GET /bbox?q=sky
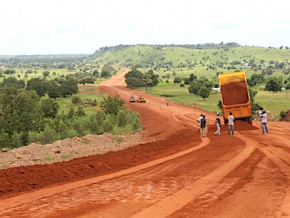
[1,0,290,55]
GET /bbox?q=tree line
[0,69,141,149]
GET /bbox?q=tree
[189,73,197,82]
[0,111,22,136]
[0,87,19,114]
[147,69,159,86]
[13,90,41,132]
[285,82,290,90]
[93,70,99,77]
[47,80,61,99]
[174,77,182,83]
[125,66,159,88]
[101,64,115,78]
[43,71,50,77]
[59,78,78,97]
[248,59,255,66]
[1,77,25,89]
[142,73,152,93]
[26,78,48,97]
[262,68,273,75]
[125,66,143,88]
[265,77,283,92]
[4,69,15,75]
[250,73,265,85]
[198,86,210,100]
[100,94,125,115]
[188,81,202,95]
[41,99,59,118]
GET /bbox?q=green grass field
[146,82,289,120]
[255,90,290,119]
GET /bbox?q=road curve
[0,69,289,218]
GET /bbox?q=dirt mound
[221,81,249,105]
[0,133,146,170]
[0,128,200,199]
[280,110,290,121]
[207,120,257,133]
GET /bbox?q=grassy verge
[146,83,221,113]
[255,90,290,119]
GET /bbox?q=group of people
[197,110,268,137]
[197,112,235,137]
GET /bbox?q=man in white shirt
[197,114,203,135]
[228,112,235,135]
[260,111,269,134]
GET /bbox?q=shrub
[11,132,22,148]
[73,120,86,135]
[76,107,86,117]
[72,96,82,104]
[42,125,59,144]
[280,111,287,119]
[217,100,222,109]
[265,77,283,92]
[21,132,29,146]
[0,131,10,149]
[132,118,141,131]
[101,94,125,115]
[59,121,70,139]
[198,86,210,100]
[117,110,127,127]
[174,77,182,83]
[103,119,114,132]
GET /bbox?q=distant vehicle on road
[137,95,146,103]
[129,94,136,102]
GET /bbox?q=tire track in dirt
[45,135,246,218]
[236,132,290,216]
[0,137,210,216]
[129,142,255,218]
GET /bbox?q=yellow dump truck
[137,95,146,103]
[219,71,252,124]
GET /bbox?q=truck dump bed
[219,71,252,124]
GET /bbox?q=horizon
[0,43,288,56]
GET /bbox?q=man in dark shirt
[200,115,207,137]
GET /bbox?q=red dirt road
[1,69,290,218]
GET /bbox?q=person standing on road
[197,114,203,123]
[260,110,269,134]
[197,114,203,135]
[200,115,207,137]
[228,112,235,135]
[214,113,221,135]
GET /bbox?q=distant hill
[86,43,290,73]
[0,54,89,63]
